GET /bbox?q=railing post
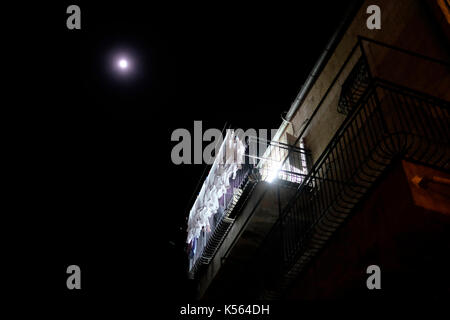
[357,36,373,81]
[277,183,286,269]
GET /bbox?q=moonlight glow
[118,58,128,69]
[108,49,141,81]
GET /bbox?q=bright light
[118,59,128,69]
[266,161,282,183]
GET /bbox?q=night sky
[7,0,354,306]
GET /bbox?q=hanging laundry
[186,130,246,244]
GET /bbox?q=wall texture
[278,0,450,164]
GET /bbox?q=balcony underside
[196,180,299,299]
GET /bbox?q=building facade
[185,0,450,300]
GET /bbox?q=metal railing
[283,80,449,267]
[252,137,310,185]
[188,163,253,272]
[337,56,370,114]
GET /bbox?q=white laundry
[186,130,246,244]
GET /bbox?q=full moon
[118,58,128,69]
[108,49,140,80]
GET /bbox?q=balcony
[186,132,311,276]
[242,37,450,299]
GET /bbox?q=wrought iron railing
[337,56,370,114]
[188,163,254,272]
[253,137,310,185]
[283,80,449,266]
